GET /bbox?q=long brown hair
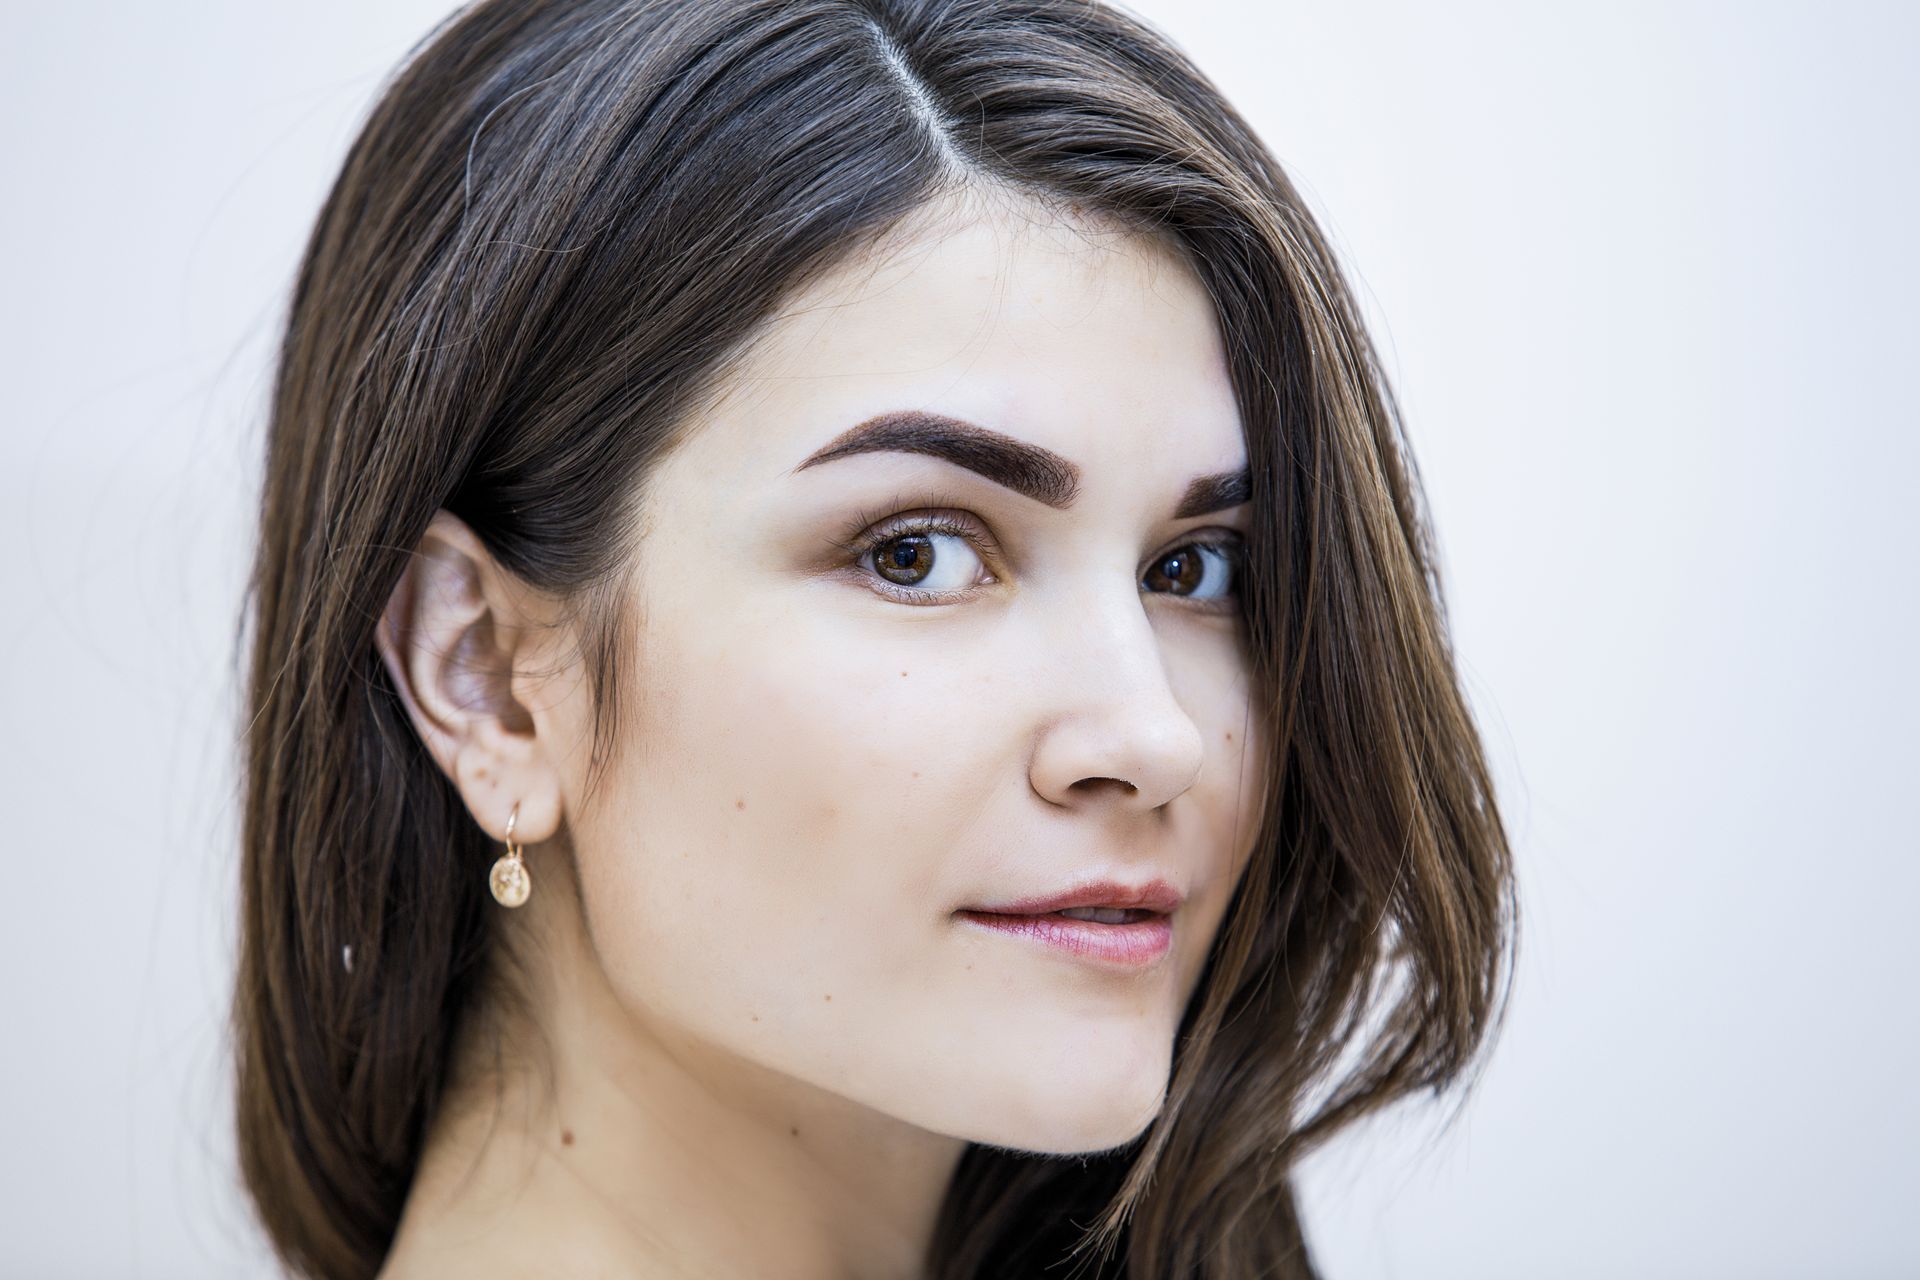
[232,1,1518,1276]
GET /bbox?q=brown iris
[1144,545,1208,596]
[874,533,935,586]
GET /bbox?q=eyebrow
[789,409,1251,518]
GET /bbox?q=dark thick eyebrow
[789,409,1250,518]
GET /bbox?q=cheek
[1167,647,1272,977]
[568,584,985,1052]
[1202,692,1270,885]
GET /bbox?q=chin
[979,1068,1171,1157]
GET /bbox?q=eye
[1142,536,1245,612]
[850,512,996,605]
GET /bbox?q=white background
[4,2,1915,1276]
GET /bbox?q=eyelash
[831,491,1247,613]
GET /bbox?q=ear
[373,509,569,847]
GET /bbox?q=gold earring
[489,802,531,908]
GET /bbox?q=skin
[374,187,1270,1280]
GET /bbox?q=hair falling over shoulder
[231,1,1518,1276]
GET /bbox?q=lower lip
[954,910,1173,968]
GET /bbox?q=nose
[1026,585,1208,812]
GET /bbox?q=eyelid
[832,488,1241,560]
[826,487,979,558]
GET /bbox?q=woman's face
[551,193,1268,1154]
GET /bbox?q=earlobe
[373,509,566,846]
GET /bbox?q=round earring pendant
[489,854,531,907]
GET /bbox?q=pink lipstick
[956,877,1181,968]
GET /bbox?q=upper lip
[962,877,1185,916]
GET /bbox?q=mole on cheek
[560,1129,575,1146]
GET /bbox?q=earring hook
[490,801,531,908]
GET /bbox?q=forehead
[669,192,1246,508]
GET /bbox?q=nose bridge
[1022,571,1207,808]
[1049,572,1166,695]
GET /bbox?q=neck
[379,849,968,1280]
